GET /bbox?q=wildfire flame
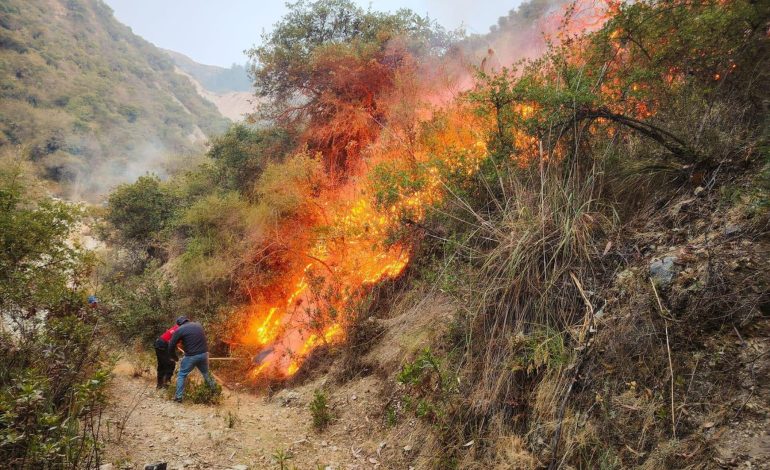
[236,0,619,381]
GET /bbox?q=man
[167,316,218,403]
[154,320,181,389]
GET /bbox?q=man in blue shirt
[167,316,218,402]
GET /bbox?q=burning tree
[249,0,456,179]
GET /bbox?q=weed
[309,390,332,431]
[165,375,223,404]
[384,406,398,427]
[272,448,293,470]
[225,410,240,428]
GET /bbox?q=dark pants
[154,340,175,388]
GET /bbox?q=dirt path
[102,361,389,470]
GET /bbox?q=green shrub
[0,157,110,468]
[103,267,178,346]
[163,375,222,405]
[309,390,332,431]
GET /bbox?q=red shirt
[160,325,179,342]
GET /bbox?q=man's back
[169,322,208,358]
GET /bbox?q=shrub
[309,390,332,431]
[0,156,109,468]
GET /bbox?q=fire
[235,0,622,381]
[238,105,489,380]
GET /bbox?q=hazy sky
[104,0,521,67]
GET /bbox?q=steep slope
[162,49,255,122]
[172,65,256,122]
[163,49,251,93]
[0,0,231,199]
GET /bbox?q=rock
[694,186,705,196]
[650,256,679,287]
[99,465,115,470]
[403,445,412,452]
[144,463,167,470]
[724,224,741,236]
[230,465,248,470]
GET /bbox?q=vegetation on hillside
[4,0,767,467]
[0,0,229,199]
[0,157,109,467]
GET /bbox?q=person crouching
[167,316,218,403]
[154,320,181,389]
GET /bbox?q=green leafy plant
[272,448,293,470]
[309,390,333,431]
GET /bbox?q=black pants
[154,341,176,388]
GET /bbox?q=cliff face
[0,0,230,199]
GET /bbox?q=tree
[0,158,87,323]
[248,0,455,177]
[106,175,176,250]
[0,157,107,468]
[207,124,294,193]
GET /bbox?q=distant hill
[164,50,256,122]
[0,0,231,199]
[162,49,252,93]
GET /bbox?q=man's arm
[168,328,181,361]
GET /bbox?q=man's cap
[176,316,189,325]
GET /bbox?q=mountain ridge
[0,0,230,200]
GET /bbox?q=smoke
[64,135,199,203]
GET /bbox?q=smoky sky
[104,0,523,67]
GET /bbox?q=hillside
[162,49,256,122]
[1,0,768,469]
[163,49,251,93]
[0,0,231,199]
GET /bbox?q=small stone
[724,224,741,236]
[99,465,115,470]
[650,256,679,287]
[368,458,379,464]
[403,445,412,452]
[694,186,704,196]
[351,395,357,400]
[703,421,715,429]
[230,465,248,470]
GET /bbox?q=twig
[649,277,678,437]
[675,355,699,431]
[649,278,680,322]
[732,325,746,347]
[547,274,597,470]
[731,389,755,421]
[665,321,676,439]
[117,382,148,444]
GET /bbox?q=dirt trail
[102,361,385,470]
